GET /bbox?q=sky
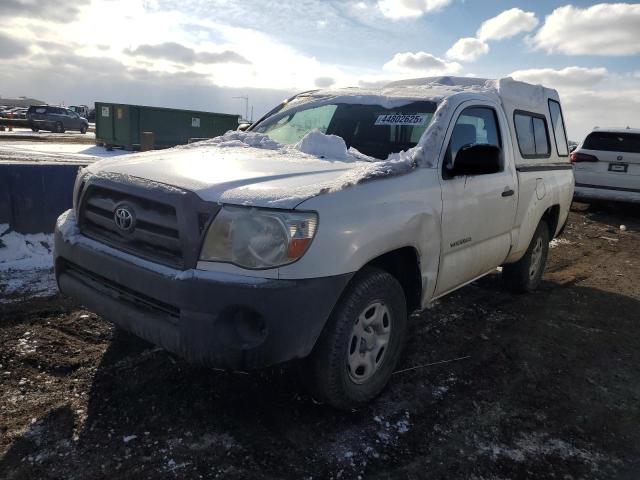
[0,0,639,140]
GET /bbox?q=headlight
[200,206,318,269]
[72,168,87,214]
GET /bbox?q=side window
[447,106,502,168]
[514,112,550,158]
[548,100,569,156]
[533,118,549,155]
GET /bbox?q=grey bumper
[54,215,352,370]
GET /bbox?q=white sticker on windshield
[375,114,428,126]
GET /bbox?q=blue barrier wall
[0,163,86,234]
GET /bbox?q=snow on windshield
[252,100,436,160]
[174,79,502,203]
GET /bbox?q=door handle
[501,188,515,197]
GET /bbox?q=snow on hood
[87,79,502,208]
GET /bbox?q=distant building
[0,96,46,107]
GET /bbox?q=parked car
[26,105,89,133]
[1,107,27,119]
[69,105,91,119]
[572,127,640,203]
[54,76,574,409]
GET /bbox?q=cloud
[531,3,640,56]
[507,66,639,141]
[0,31,28,59]
[0,0,90,23]
[0,55,294,120]
[196,51,251,65]
[444,8,536,65]
[314,76,335,88]
[477,8,539,42]
[509,66,609,90]
[446,37,489,62]
[358,78,393,89]
[377,0,453,19]
[562,89,640,141]
[126,42,250,65]
[383,51,461,75]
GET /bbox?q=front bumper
[54,211,352,370]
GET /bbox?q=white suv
[54,76,574,409]
[572,127,640,204]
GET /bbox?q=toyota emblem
[617,155,624,161]
[114,206,135,232]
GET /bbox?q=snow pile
[0,224,57,302]
[188,129,373,163]
[294,130,351,160]
[201,130,281,150]
[550,238,572,248]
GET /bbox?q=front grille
[80,185,185,268]
[77,174,220,270]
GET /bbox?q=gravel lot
[1,201,639,479]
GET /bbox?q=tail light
[570,152,599,163]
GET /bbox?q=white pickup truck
[54,76,574,409]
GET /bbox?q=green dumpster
[95,102,240,150]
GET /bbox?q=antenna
[232,95,249,122]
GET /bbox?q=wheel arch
[361,246,422,314]
[541,204,560,238]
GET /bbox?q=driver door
[434,104,517,297]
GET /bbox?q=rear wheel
[303,267,408,409]
[503,220,550,293]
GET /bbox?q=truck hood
[86,145,361,209]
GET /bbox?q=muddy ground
[1,201,639,479]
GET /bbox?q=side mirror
[237,123,251,132]
[450,144,502,176]
[569,145,577,153]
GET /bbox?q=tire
[31,127,39,132]
[80,125,87,134]
[502,220,550,293]
[303,267,408,410]
[55,122,65,133]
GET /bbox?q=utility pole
[233,95,249,122]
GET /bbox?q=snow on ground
[550,238,572,248]
[0,141,130,164]
[0,128,95,140]
[0,224,57,303]
[477,432,614,470]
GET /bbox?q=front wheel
[303,267,408,410]
[502,220,550,293]
[80,125,87,134]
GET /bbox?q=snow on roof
[292,77,499,110]
[591,126,640,134]
[292,76,559,114]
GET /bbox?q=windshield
[253,101,437,160]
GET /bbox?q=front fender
[280,169,443,305]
